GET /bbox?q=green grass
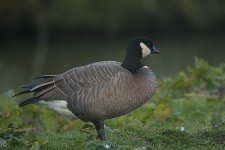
[1,58,225,149]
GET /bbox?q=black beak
[152,47,160,54]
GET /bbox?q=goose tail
[14,75,66,107]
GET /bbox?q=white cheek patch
[140,42,151,57]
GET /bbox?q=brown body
[30,61,156,121]
[64,61,157,121]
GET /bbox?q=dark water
[0,35,225,93]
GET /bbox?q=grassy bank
[0,58,225,149]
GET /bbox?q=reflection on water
[0,36,225,93]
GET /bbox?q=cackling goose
[15,37,159,140]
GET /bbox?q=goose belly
[104,92,150,119]
[91,84,153,120]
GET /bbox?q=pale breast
[102,67,157,119]
[135,67,157,100]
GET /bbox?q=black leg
[92,120,105,140]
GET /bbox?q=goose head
[121,37,159,73]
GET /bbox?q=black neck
[121,54,143,73]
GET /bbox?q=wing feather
[54,61,123,95]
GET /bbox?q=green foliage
[0,58,225,149]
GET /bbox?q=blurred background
[0,0,225,93]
